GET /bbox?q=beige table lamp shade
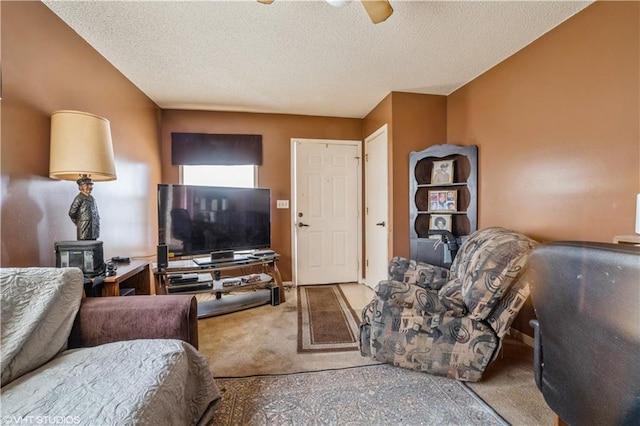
[49,110,116,181]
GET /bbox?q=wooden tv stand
[153,254,284,318]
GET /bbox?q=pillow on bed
[1,267,84,385]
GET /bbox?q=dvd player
[252,249,275,257]
[168,273,212,285]
[168,273,200,284]
[167,282,213,293]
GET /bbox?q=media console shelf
[153,254,285,319]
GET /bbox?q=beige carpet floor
[466,337,553,426]
[197,284,379,377]
[197,283,554,425]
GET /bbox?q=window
[181,165,257,188]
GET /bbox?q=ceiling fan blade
[360,0,393,24]
[257,0,275,4]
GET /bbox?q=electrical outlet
[276,200,289,209]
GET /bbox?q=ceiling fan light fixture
[325,0,353,7]
[361,0,393,24]
[257,0,393,25]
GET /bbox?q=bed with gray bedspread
[1,267,220,425]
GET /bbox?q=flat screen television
[157,184,271,257]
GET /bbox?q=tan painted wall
[448,1,639,243]
[447,1,639,334]
[1,2,162,267]
[160,109,362,281]
[362,94,393,141]
[390,92,447,259]
[361,93,448,262]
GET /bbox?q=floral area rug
[208,364,508,425]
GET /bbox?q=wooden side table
[102,260,154,296]
[613,235,640,246]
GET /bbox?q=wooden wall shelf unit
[409,143,478,267]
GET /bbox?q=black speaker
[157,244,168,268]
[269,284,280,306]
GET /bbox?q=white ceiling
[43,0,593,119]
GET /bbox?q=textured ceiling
[43,0,593,118]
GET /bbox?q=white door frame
[290,138,363,286]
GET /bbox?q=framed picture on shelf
[428,190,457,212]
[429,214,452,232]
[431,159,454,184]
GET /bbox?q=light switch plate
[276,200,289,209]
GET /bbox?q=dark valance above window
[171,133,263,166]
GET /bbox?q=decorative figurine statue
[68,177,100,240]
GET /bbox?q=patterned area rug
[297,285,361,353]
[208,364,508,425]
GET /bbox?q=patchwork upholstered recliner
[359,227,537,382]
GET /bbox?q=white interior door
[365,125,389,289]
[293,140,360,285]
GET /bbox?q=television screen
[157,184,271,257]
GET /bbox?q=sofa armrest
[68,295,199,350]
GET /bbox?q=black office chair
[527,241,640,426]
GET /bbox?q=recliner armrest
[375,279,466,317]
[388,257,450,290]
[375,280,423,308]
[68,295,199,349]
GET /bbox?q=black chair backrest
[528,241,640,426]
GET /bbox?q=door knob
[376,221,386,227]
[298,222,310,227]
